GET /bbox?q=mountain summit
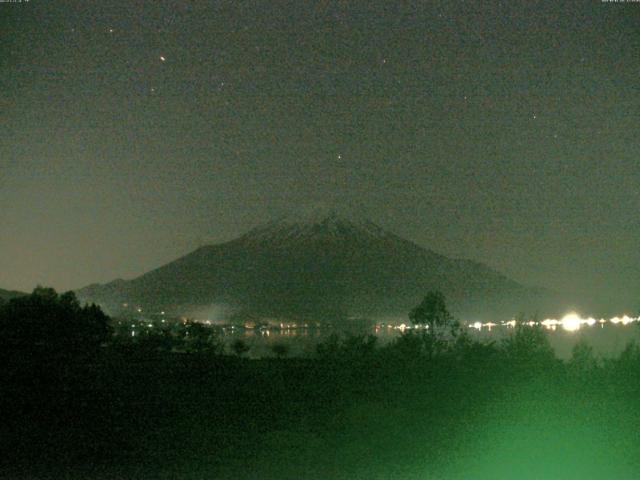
[78,213,556,322]
[239,209,390,245]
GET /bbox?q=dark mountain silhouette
[77,211,558,322]
[0,288,25,303]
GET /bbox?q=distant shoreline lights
[466,313,639,332]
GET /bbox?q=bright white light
[561,313,582,332]
[460,313,639,334]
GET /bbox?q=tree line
[0,286,607,372]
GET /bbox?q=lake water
[219,316,640,360]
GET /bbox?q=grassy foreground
[3,328,640,479]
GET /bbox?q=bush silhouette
[231,338,251,357]
[271,342,289,359]
[501,318,556,371]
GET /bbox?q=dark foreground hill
[3,331,640,480]
[78,211,558,321]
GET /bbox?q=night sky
[1,0,638,313]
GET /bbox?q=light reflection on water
[220,315,640,360]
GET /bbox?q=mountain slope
[77,212,556,321]
[0,288,26,303]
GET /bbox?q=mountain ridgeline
[0,288,25,303]
[77,212,557,322]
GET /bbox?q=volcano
[77,210,556,322]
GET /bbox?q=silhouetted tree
[409,291,453,329]
[613,341,640,370]
[0,286,111,353]
[184,321,223,354]
[408,290,458,357]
